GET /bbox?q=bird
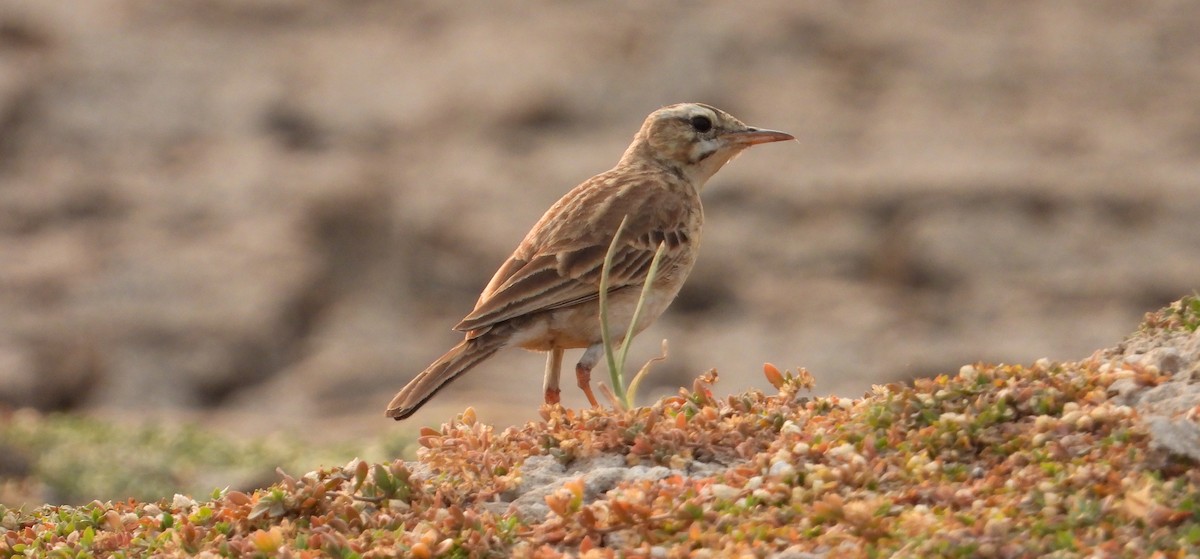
[386,102,793,420]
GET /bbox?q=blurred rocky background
[0,1,1197,435]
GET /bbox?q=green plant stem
[626,340,668,410]
[599,216,630,406]
[598,215,668,410]
[620,241,667,408]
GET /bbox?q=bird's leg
[575,344,603,408]
[543,348,564,405]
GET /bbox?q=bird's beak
[721,127,795,146]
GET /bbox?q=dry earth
[0,1,1198,434]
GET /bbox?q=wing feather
[454,168,700,333]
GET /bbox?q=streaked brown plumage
[386,103,792,420]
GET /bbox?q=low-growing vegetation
[0,299,1197,557]
[0,412,413,508]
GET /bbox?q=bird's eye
[690,115,713,133]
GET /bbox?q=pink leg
[575,344,603,408]
[543,348,564,405]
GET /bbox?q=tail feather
[386,333,507,420]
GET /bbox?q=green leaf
[599,216,631,405]
[373,464,396,498]
[626,339,668,410]
[619,241,667,409]
[597,215,668,410]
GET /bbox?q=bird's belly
[511,280,684,352]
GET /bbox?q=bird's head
[621,102,794,188]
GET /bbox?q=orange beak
[721,127,795,146]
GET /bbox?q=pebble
[710,484,739,501]
[769,461,796,479]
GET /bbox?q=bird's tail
[385,332,507,420]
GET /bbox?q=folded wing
[455,178,698,335]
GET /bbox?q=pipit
[386,103,792,420]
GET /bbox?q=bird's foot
[576,363,600,408]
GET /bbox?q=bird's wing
[454,172,698,334]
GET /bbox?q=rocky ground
[2,298,1197,557]
[0,1,1198,435]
